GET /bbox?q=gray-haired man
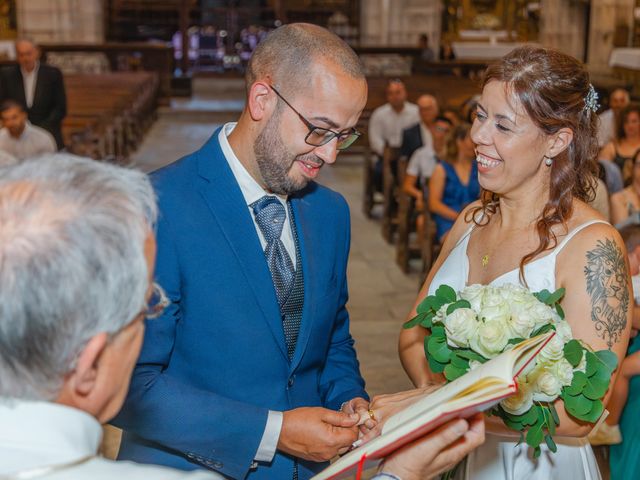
[0,155,219,479]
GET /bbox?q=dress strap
[553,219,610,256]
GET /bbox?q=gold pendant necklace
[481,254,489,268]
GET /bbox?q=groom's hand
[278,407,359,462]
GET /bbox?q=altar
[452,41,531,60]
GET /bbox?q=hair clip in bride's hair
[584,84,599,113]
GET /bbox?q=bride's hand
[357,382,443,444]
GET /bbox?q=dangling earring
[544,156,553,167]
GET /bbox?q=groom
[114,23,371,479]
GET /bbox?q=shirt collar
[20,61,39,78]
[218,122,287,207]
[0,399,101,457]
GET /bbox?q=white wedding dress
[428,219,606,480]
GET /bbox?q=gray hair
[246,23,365,97]
[0,154,157,400]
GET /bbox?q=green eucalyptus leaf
[531,323,555,337]
[425,337,446,373]
[417,295,442,314]
[456,349,488,363]
[534,290,551,304]
[435,284,457,304]
[446,299,472,315]
[508,337,526,345]
[595,350,619,373]
[431,325,445,337]
[526,420,545,449]
[563,371,588,396]
[450,352,470,370]
[555,303,565,320]
[545,434,558,453]
[546,288,566,305]
[549,403,560,425]
[581,399,605,423]
[444,363,467,381]
[563,340,583,367]
[582,376,609,401]
[564,393,594,418]
[585,351,600,377]
[403,313,424,329]
[533,446,542,459]
[428,334,452,364]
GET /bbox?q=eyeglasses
[269,85,361,151]
[143,282,170,320]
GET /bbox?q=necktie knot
[251,195,286,241]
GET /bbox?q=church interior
[3,1,640,479]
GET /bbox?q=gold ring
[367,409,376,421]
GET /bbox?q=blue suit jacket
[114,129,367,479]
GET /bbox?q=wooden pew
[62,72,159,162]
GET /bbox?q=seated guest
[0,149,17,166]
[600,157,624,195]
[611,149,640,227]
[428,123,480,242]
[0,39,67,150]
[369,79,419,190]
[431,116,453,160]
[0,99,56,160]
[400,94,439,161]
[441,107,461,127]
[598,87,630,147]
[600,104,640,184]
[402,144,437,239]
[0,154,217,479]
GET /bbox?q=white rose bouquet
[404,284,618,458]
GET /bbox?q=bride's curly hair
[467,45,599,279]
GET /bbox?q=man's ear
[71,332,108,397]
[547,128,573,159]
[247,81,274,122]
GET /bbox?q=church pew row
[62,72,159,163]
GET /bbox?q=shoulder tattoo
[584,238,629,348]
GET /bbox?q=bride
[389,46,632,479]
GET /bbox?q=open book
[312,331,555,480]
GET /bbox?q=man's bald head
[417,94,439,126]
[15,38,40,72]
[246,23,365,98]
[610,88,630,112]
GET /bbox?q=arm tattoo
[584,238,629,348]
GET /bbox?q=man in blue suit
[114,23,372,479]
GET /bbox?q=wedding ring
[367,409,376,421]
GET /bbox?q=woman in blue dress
[428,123,480,242]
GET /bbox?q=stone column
[17,0,104,44]
[588,0,635,73]
[539,0,588,61]
[360,0,443,47]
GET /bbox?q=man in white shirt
[598,88,630,147]
[0,155,218,479]
[0,99,56,159]
[369,79,420,190]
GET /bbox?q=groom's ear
[247,81,274,122]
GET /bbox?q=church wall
[17,0,103,43]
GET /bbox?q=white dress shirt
[21,62,39,108]
[0,149,18,167]
[0,400,219,479]
[368,102,420,156]
[406,144,438,185]
[0,121,56,160]
[218,122,286,462]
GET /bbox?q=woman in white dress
[391,46,632,479]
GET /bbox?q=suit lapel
[289,195,315,371]
[14,68,26,106]
[196,130,289,361]
[32,67,44,108]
